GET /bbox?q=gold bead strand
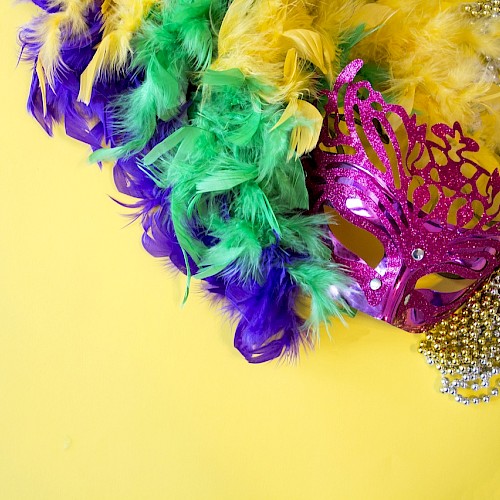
[463,1,500,18]
[463,2,500,85]
[419,268,500,405]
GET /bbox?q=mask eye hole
[415,273,476,293]
[324,205,385,269]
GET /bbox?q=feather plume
[19,1,107,137]
[352,0,500,169]
[33,0,94,89]
[78,0,157,104]
[132,0,385,358]
[91,0,228,161]
[18,0,376,362]
[20,1,194,276]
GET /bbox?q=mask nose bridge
[380,262,415,324]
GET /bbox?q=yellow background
[2,4,500,499]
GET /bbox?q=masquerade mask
[306,60,500,332]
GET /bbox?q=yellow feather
[213,0,342,103]
[288,99,323,158]
[78,0,157,104]
[351,0,500,169]
[271,97,299,131]
[348,3,394,30]
[281,29,329,76]
[37,0,94,88]
[37,13,64,89]
[271,96,322,157]
[353,1,499,118]
[101,0,116,17]
[78,38,110,105]
[283,48,298,83]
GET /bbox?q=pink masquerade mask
[306,60,500,332]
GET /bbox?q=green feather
[195,245,244,279]
[203,68,246,88]
[227,111,261,146]
[143,127,192,166]
[196,164,257,193]
[287,261,354,338]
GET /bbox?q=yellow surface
[2,5,500,500]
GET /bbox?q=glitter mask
[305,60,500,331]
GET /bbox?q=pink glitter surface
[306,60,500,331]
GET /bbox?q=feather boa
[18,0,500,363]
[138,0,362,359]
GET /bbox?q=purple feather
[204,248,310,363]
[19,2,103,136]
[112,158,193,273]
[31,0,61,12]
